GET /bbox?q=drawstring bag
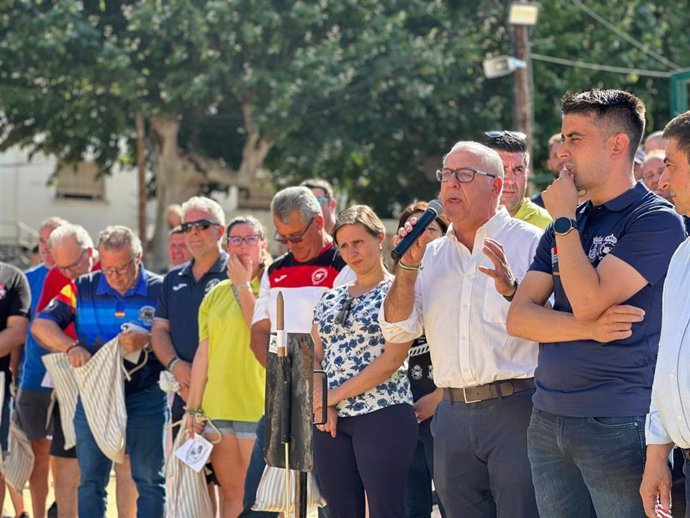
[72,337,127,463]
[252,465,326,513]
[166,418,214,518]
[4,418,35,491]
[42,352,79,449]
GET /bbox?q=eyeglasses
[180,219,219,233]
[227,235,261,247]
[484,130,527,141]
[436,168,497,183]
[102,259,134,277]
[274,217,314,245]
[57,249,88,275]
[334,298,353,326]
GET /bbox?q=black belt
[443,378,535,404]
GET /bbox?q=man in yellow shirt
[484,130,551,230]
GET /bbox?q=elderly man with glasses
[239,186,353,518]
[483,130,551,230]
[33,226,166,518]
[380,141,543,518]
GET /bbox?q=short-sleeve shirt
[38,268,163,396]
[155,253,228,362]
[198,278,265,422]
[20,264,49,390]
[0,263,30,390]
[529,182,686,417]
[314,280,412,417]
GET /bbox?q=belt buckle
[462,386,482,404]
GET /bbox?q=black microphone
[391,199,444,262]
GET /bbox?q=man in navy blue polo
[33,226,166,518]
[507,89,686,518]
[151,196,228,434]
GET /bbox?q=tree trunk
[146,106,274,272]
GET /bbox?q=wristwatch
[553,217,578,236]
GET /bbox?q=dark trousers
[431,389,538,518]
[405,419,446,518]
[314,404,418,518]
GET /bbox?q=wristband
[398,261,423,272]
[237,282,251,290]
[167,356,181,372]
[503,279,519,302]
[185,407,204,415]
[65,340,81,354]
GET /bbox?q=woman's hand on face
[226,253,253,286]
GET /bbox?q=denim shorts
[205,419,258,440]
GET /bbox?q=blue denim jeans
[74,385,167,518]
[527,409,646,518]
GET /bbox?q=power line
[531,53,672,78]
[571,0,681,70]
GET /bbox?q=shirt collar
[178,251,228,278]
[586,182,648,213]
[96,266,149,297]
[446,207,512,247]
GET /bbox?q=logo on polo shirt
[139,305,155,325]
[172,283,187,291]
[311,268,328,285]
[588,234,617,263]
[204,279,220,293]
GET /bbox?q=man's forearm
[383,271,417,323]
[0,325,27,357]
[507,301,594,343]
[31,319,74,353]
[250,323,270,368]
[150,324,178,367]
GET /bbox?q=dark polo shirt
[0,263,30,391]
[530,182,686,417]
[154,252,228,362]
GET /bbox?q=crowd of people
[1,87,690,518]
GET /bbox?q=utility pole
[135,112,146,245]
[511,0,535,157]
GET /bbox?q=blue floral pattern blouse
[313,279,413,417]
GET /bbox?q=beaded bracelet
[185,408,204,415]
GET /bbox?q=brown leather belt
[443,378,535,404]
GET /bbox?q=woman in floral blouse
[312,205,417,518]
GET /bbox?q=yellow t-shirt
[198,277,265,422]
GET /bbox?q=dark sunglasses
[274,217,314,245]
[181,219,219,233]
[334,297,353,326]
[484,130,527,141]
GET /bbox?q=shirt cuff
[645,412,673,445]
[377,304,422,343]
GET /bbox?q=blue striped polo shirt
[39,267,163,396]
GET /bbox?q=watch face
[553,217,573,234]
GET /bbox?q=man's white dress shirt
[379,208,541,388]
[647,238,690,447]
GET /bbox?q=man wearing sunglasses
[483,130,551,230]
[240,185,353,518]
[152,196,229,438]
[381,141,543,518]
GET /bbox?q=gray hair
[445,141,505,180]
[49,224,94,250]
[97,226,142,259]
[271,186,321,223]
[40,216,69,233]
[181,196,226,227]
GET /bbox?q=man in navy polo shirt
[507,89,686,518]
[151,196,228,434]
[33,226,166,518]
